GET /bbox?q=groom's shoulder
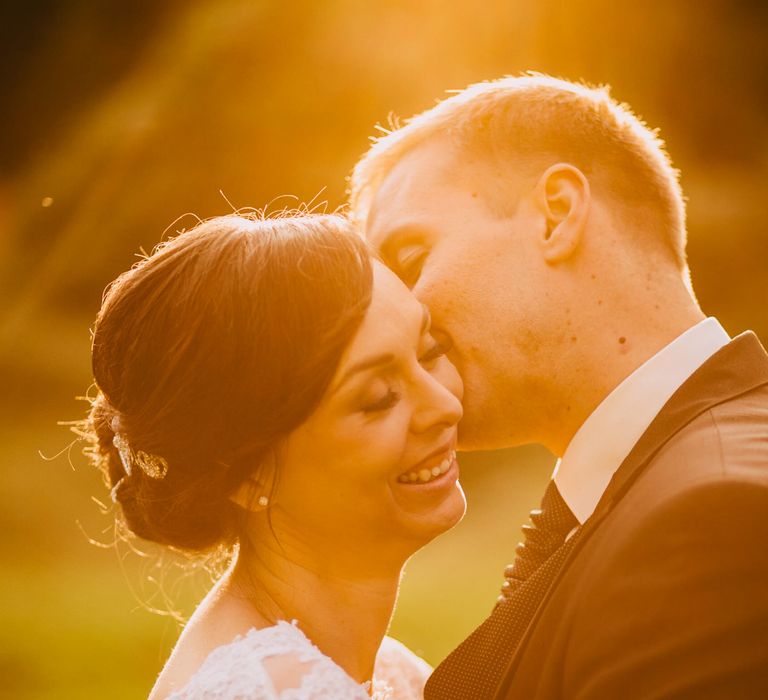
[575,383,768,581]
[634,380,768,504]
[659,327,768,487]
[558,386,768,632]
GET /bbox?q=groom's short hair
[350,74,687,269]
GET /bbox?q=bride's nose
[410,370,463,434]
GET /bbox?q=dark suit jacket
[493,332,768,699]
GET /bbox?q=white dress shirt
[553,317,731,524]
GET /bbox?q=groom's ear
[534,163,590,264]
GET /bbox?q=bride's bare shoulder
[148,619,231,699]
[149,576,273,698]
[148,595,264,698]
[148,620,348,700]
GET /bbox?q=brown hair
[350,74,687,268]
[83,213,372,553]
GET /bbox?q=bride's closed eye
[359,338,450,414]
[361,388,401,414]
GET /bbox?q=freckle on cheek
[619,337,626,345]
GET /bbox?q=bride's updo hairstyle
[84,213,373,553]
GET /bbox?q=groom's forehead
[365,141,468,244]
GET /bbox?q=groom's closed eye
[377,225,431,289]
[394,244,428,288]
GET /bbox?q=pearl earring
[257,496,269,508]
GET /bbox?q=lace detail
[165,620,430,699]
[373,636,432,700]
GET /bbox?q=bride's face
[268,261,465,565]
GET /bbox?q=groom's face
[364,138,555,450]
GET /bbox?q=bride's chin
[394,483,467,545]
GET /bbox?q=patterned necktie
[498,479,579,601]
[424,480,580,700]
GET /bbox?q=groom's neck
[546,278,705,457]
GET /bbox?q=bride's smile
[396,448,457,484]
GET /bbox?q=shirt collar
[553,318,730,524]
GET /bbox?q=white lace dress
[165,620,431,699]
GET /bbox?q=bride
[83,212,466,698]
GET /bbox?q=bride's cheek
[364,412,408,459]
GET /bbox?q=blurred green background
[1,0,766,697]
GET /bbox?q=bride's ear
[230,477,271,511]
[230,454,276,511]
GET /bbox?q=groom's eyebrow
[333,306,432,391]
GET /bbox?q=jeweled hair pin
[110,415,169,480]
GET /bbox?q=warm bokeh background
[1,1,766,697]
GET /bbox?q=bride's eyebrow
[332,306,431,394]
[336,352,397,389]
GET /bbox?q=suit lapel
[493,332,768,699]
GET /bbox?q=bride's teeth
[398,451,456,485]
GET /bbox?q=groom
[350,75,768,698]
